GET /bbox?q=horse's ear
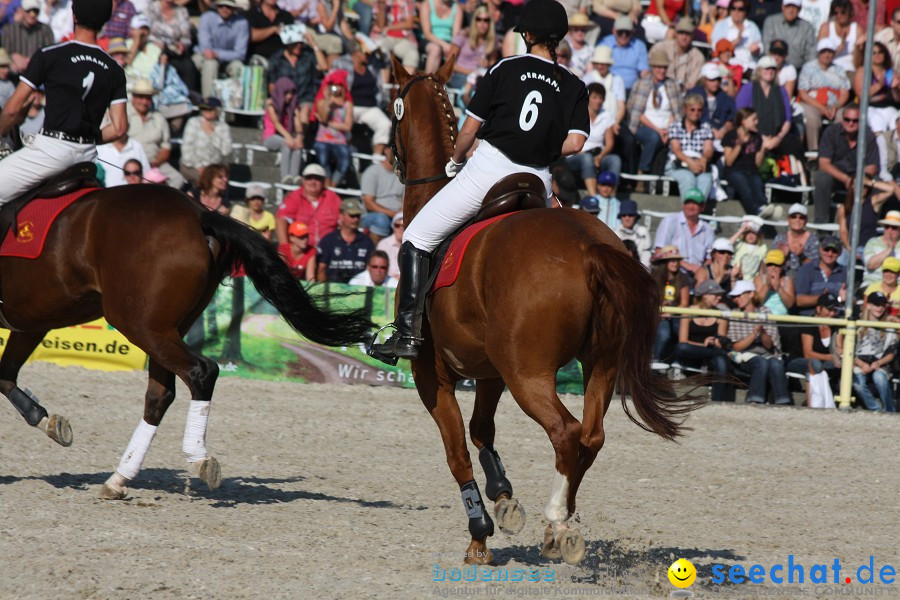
[390,53,409,86]
[434,51,457,86]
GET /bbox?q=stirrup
[366,324,401,366]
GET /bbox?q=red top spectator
[275,163,342,247]
[278,221,317,280]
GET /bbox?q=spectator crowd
[4,0,900,408]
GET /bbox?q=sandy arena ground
[1,363,898,599]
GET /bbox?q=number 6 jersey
[465,54,590,168]
[20,40,128,141]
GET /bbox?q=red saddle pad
[0,188,98,259]
[433,212,518,292]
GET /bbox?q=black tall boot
[370,241,431,361]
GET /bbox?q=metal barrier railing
[661,306,900,409]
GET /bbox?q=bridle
[389,74,457,186]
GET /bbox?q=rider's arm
[450,116,481,164]
[100,102,129,144]
[0,82,35,137]
[560,132,587,157]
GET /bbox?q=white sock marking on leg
[545,471,570,525]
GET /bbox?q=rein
[390,74,456,186]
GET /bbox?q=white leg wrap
[544,471,571,525]
[183,400,211,463]
[115,420,158,480]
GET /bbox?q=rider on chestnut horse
[371,0,590,363]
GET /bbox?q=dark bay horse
[389,55,701,564]
[1,184,372,498]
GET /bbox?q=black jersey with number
[21,40,127,141]
[465,54,590,168]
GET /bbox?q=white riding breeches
[0,134,97,204]
[402,140,552,253]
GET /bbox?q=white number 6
[518,90,542,131]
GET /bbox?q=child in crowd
[593,171,621,228]
[246,186,276,241]
[730,215,768,281]
[615,199,652,267]
[712,39,742,95]
[278,221,317,281]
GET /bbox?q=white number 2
[518,90,542,131]
[81,71,95,100]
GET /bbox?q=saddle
[0,162,101,241]
[426,173,546,292]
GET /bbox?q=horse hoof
[99,484,127,500]
[195,457,222,490]
[540,524,562,560]
[44,414,73,447]
[463,540,493,565]
[557,529,586,565]
[494,498,526,535]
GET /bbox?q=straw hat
[648,48,670,68]
[652,245,683,262]
[878,210,900,227]
[568,13,597,29]
[131,79,157,96]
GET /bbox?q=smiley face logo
[668,558,696,588]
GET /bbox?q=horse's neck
[404,123,454,222]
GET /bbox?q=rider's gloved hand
[445,158,465,178]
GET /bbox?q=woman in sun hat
[651,245,690,360]
[862,210,900,286]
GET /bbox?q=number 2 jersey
[465,54,590,168]
[21,40,127,141]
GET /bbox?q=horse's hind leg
[100,332,219,500]
[0,331,72,447]
[504,372,587,565]
[470,377,526,536]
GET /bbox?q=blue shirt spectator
[686,63,736,139]
[598,18,648,92]
[794,237,846,316]
[196,4,250,64]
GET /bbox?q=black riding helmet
[73,0,113,31]
[514,0,568,42]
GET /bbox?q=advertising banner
[187,278,585,394]
[0,318,147,371]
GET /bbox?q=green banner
[186,278,584,394]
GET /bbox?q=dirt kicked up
[1,363,897,599]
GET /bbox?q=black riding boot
[371,241,431,360]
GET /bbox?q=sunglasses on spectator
[292,234,309,240]
[26,8,39,14]
[124,170,142,176]
[475,16,490,22]
[369,265,388,270]
[821,246,840,253]
[615,30,632,36]
[843,117,859,123]
[393,222,405,228]
[886,225,900,230]
[730,5,746,11]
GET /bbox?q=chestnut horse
[1,184,372,498]
[389,56,701,564]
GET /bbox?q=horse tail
[584,244,703,441]
[200,210,374,347]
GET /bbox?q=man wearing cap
[0,0,127,203]
[127,79,185,189]
[650,17,705,91]
[247,0,294,63]
[862,211,900,286]
[614,199,651,266]
[728,279,792,405]
[687,63,735,140]
[797,38,850,152]
[814,104,879,223]
[865,256,900,318]
[762,0,816,70]
[360,146,404,243]
[794,235,846,316]
[99,0,136,43]
[276,162,342,247]
[626,48,684,179]
[178,96,233,185]
[316,198,375,283]
[654,188,715,276]
[711,0,762,72]
[598,15,648,92]
[193,0,249,99]
[1,0,53,73]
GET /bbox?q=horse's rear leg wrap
[479,446,513,501]
[461,480,494,539]
[8,387,48,426]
